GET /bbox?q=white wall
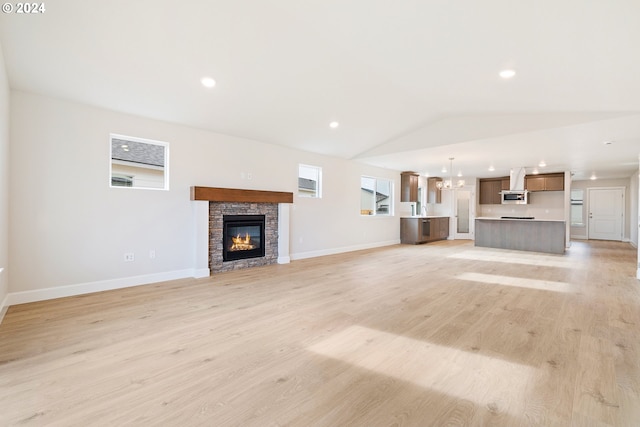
[8,91,400,301]
[630,169,639,248]
[0,43,9,316]
[635,165,640,280]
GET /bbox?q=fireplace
[223,215,266,262]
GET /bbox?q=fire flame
[230,233,256,251]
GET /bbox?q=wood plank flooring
[0,240,639,426]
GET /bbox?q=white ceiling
[1,0,639,180]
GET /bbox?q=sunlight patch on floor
[456,272,576,293]
[308,325,534,416]
[449,250,575,269]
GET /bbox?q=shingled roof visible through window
[298,177,316,191]
[111,138,165,167]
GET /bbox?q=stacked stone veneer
[209,202,278,273]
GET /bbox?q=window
[111,174,133,187]
[110,134,169,190]
[361,176,393,216]
[298,164,322,198]
[571,189,584,226]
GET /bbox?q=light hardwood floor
[1,240,639,426]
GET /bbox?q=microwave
[501,190,528,204]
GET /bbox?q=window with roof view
[298,164,322,198]
[110,134,169,190]
[361,176,392,216]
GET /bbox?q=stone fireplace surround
[191,187,293,276]
[210,202,276,272]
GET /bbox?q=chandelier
[435,157,465,190]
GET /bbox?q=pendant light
[435,157,465,190]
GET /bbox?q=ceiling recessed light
[499,69,516,79]
[590,174,597,180]
[329,121,339,129]
[603,140,614,145]
[201,77,216,88]
[538,161,546,168]
[532,168,539,175]
[488,165,495,172]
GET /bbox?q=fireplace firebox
[223,215,266,262]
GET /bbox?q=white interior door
[588,188,624,241]
[454,188,474,239]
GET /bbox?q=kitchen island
[475,217,566,254]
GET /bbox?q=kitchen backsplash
[477,190,565,220]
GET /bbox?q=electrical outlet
[124,252,134,262]
[149,250,156,259]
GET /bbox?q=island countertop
[476,216,565,223]
[400,215,450,219]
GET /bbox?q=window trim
[360,175,393,216]
[109,133,170,191]
[298,164,322,198]
[570,189,585,227]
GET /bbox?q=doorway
[588,188,624,241]
[454,188,474,239]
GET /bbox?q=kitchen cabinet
[400,217,449,244]
[479,177,507,205]
[525,173,564,191]
[437,217,450,240]
[401,172,419,202]
[427,177,442,203]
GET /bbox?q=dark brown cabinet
[401,172,419,202]
[479,177,506,205]
[480,173,564,204]
[437,217,449,240]
[400,217,449,244]
[525,176,545,191]
[525,173,564,191]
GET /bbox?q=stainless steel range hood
[500,167,528,204]
[508,167,527,191]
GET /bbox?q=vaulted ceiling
[1,0,639,180]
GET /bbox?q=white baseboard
[192,268,211,278]
[291,239,400,261]
[278,256,291,264]
[0,267,6,324]
[6,269,201,306]
[0,293,9,325]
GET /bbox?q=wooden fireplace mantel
[190,186,293,204]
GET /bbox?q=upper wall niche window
[110,134,169,190]
[361,176,393,216]
[298,164,322,198]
